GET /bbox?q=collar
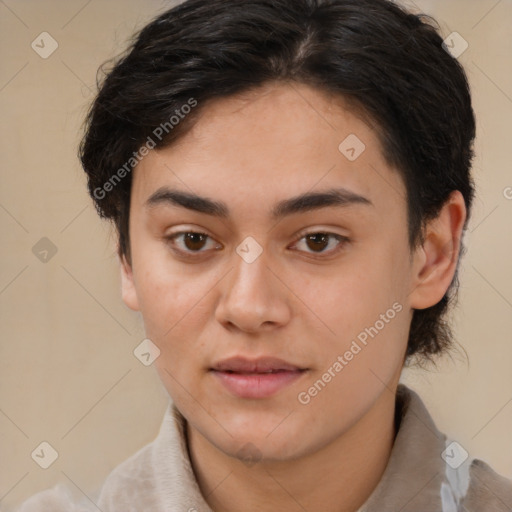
[99,384,476,511]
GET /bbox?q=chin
[225,425,310,460]
[228,440,301,465]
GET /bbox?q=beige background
[1,0,511,509]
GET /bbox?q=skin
[120,81,466,512]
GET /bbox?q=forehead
[131,82,406,218]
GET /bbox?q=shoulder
[95,440,163,511]
[375,385,512,512]
[13,483,96,512]
[462,458,512,511]
[13,442,159,512]
[13,402,195,512]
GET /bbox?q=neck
[186,386,399,512]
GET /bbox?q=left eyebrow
[144,186,373,220]
[272,188,373,219]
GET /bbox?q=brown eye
[183,232,208,251]
[166,231,220,256]
[292,232,348,256]
[305,233,330,252]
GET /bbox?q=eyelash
[165,230,349,259]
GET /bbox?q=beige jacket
[16,385,512,511]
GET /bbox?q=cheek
[303,256,398,337]
[139,268,212,401]
[297,245,409,380]
[132,239,198,316]
[131,251,215,363]
[296,301,407,437]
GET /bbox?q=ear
[119,251,140,311]
[409,190,467,309]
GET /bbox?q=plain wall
[1,0,511,510]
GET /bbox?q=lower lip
[211,370,307,399]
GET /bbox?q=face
[121,82,422,461]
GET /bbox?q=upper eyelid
[292,227,347,240]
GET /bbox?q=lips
[210,356,306,373]
[209,356,308,399]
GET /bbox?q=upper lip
[210,356,306,373]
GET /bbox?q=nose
[215,248,292,333]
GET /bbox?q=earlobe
[409,190,467,310]
[119,252,140,311]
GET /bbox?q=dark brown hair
[79,0,476,364]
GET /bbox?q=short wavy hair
[79,0,476,365]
